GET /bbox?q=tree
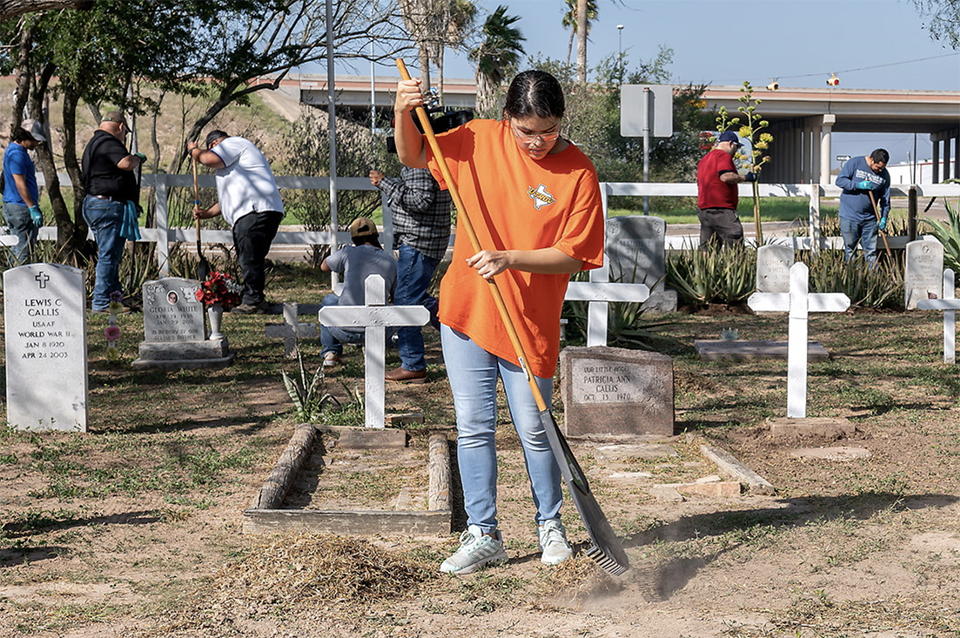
[576,0,588,85]
[0,0,91,22]
[468,5,525,115]
[913,0,960,48]
[400,0,476,103]
[562,0,597,66]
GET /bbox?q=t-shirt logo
[527,184,556,210]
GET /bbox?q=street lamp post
[617,24,624,84]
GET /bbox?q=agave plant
[281,343,342,422]
[920,188,960,273]
[800,250,903,309]
[666,244,757,307]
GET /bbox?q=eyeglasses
[510,120,561,145]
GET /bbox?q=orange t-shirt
[426,119,604,378]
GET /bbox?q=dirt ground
[2,310,960,638]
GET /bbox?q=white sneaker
[322,352,339,368]
[440,525,508,574]
[538,519,573,565]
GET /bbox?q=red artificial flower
[195,271,241,310]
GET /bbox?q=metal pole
[617,25,624,85]
[642,87,651,214]
[369,3,376,142]
[326,0,339,289]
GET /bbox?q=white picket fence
[7,175,960,273]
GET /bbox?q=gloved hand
[134,152,147,164]
[28,205,43,226]
[878,216,888,232]
[857,179,875,190]
[744,171,757,183]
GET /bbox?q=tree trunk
[0,0,92,23]
[52,83,85,255]
[576,0,587,85]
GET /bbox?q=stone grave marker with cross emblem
[265,302,318,359]
[904,239,944,310]
[317,274,429,429]
[917,269,959,363]
[4,263,88,431]
[746,262,850,418]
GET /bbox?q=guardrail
[7,175,960,272]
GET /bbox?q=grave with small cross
[317,274,429,430]
[917,269,959,364]
[265,302,318,359]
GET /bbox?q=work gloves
[134,152,148,164]
[857,179,875,190]
[878,216,888,232]
[28,205,43,226]
[743,172,757,182]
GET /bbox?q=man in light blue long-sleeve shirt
[835,149,891,267]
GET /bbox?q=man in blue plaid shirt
[370,166,452,383]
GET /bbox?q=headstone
[917,268,958,363]
[746,262,850,418]
[265,302,318,358]
[605,216,677,313]
[904,239,944,309]
[132,277,234,369]
[755,245,794,294]
[559,346,674,439]
[4,264,88,431]
[318,274,429,428]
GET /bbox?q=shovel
[193,154,211,281]
[868,190,893,260]
[396,59,629,576]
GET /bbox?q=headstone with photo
[904,239,944,310]
[605,216,677,313]
[559,345,674,439]
[755,245,794,294]
[132,277,234,369]
[4,263,88,431]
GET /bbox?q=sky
[390,0,960,168]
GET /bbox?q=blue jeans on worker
[395,243,440,371]
[840,216,878,267]
[233,210,283,306]
[441,324,562,534]
[82,195,126,311]
[3,202,38,267]
[319,293,365,357]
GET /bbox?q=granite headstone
[559,345,674,439]
[904,239,944,310]
[605,215,677,313]
[756,245,794,294]
[4,263,88,431]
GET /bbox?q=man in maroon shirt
[696,131,756,248]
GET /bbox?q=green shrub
[920,195,960,274]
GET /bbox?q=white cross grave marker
[265,302,318,359]
[317,274,429,428]
[917,269,957,364]
[747,262,850,418]
[564,262,650,347]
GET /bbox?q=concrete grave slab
[768,417,858,440]
[788,446,871,460]
[695,339,830,361]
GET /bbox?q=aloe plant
[281,344,342,422]
[920,188,960,273]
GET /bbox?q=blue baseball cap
[718,131,742,146]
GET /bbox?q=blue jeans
[840,216,878,267]
[319,294,366,356]
[441,325,562,533]
[3,202,38,267]
[394,243,440,371]
[82,195,126,310]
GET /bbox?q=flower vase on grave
[207,304,224,340]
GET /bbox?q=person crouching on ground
[393,70,605,574]
[318,217,398,367]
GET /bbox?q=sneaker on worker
[440,525,508,575]
[538,519,572,565]
[322,352,340,368]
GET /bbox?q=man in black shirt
[80,111,146,312]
